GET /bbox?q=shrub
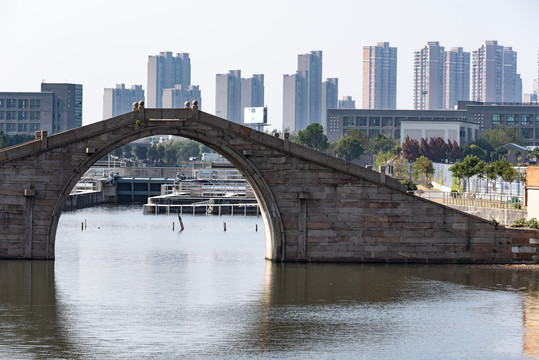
[510,218,527,228]
[526,218,539,229]
[400,179,417,192]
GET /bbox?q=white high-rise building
[147,52,191,108]
[362,42,397,109]
[103,84,144,119]
[444,47,470,109]
[471,41,521,103]
[413,41,445,110]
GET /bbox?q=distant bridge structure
[0,105,538,262]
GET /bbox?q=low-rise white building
[400,119,479,145]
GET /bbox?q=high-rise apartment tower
[413,42,445,110]
[147,52,191,108]
[322,78,338,128]
[362,42,397,109]
[103,84,144,119]
[282,51,323,131]
[444,47,470,109]
[471,41,522,103]
[215,70,242,124]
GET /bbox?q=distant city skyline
[1,0,537,131]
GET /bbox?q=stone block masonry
[0,106,538,263]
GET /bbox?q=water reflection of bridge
[2,260,539,358]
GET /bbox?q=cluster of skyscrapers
[104,52,201,118]
[215,71,264,124]
[103,52,266,129]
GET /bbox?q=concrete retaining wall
[443,204,526,226]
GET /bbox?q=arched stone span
[48,118,283,261]
[1,106,538,263]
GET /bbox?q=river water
[2,205,539,359]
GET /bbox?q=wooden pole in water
[173,222,175,231]
[178,213,184,231]
[255,224,258,232]
[81,222,84,231]
[85,219,87,229]
[223,221,226,231]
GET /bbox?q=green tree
[122,144,132,159]
[485,162,498,194]
[157,144,166,164]
[449,162,465,192]
[459,155,485,193]
[134,145,148,162]
[345,129,369,147]
[147,145,159,164]
[471,138,494,162]
[374,151,394,171]
[497,159,517,195]
[412,156,434,186]
[481,125,526,149]
[111,147,123,158]
[334,137,364,161]
[365,132,398,155]
[493,146,509,161]
[460,144,487,161]
[165,148,178,165]
[176,140,201,162]
[296,123,329,152]
[0,131,33,149]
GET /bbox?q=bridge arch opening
[48,125,284,262]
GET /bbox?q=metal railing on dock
[143,203,260,216]
[161,182,254,198]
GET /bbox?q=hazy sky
[1,0,538,130]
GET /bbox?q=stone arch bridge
[0,106,537,263]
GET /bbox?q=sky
[1,0,538,131]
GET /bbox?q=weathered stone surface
[1,108,538,262]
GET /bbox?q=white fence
[432,163,526,196]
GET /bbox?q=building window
[492,114,501,125]
[521,128,532,139]
[17,123,26,133]
[369,129,380,137]
[6,123,15,132]
[6,99,15,108]
[0,112,2,120]
[18,99,27,109]
[370,117,380,126]
[30,111,39,121]
[29,123,39,132]
[395,117,404,126]
[357,116,367,127]
[18,111,26,121]
[459,128,466,138]
[522,114,530,125]
[383,117,394,127]
[343,116,355,127]
[536,128,539,139]
[0,99,3,108]
[6,111,15,120]
[30,99,40,109]
[506,114,515,125]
